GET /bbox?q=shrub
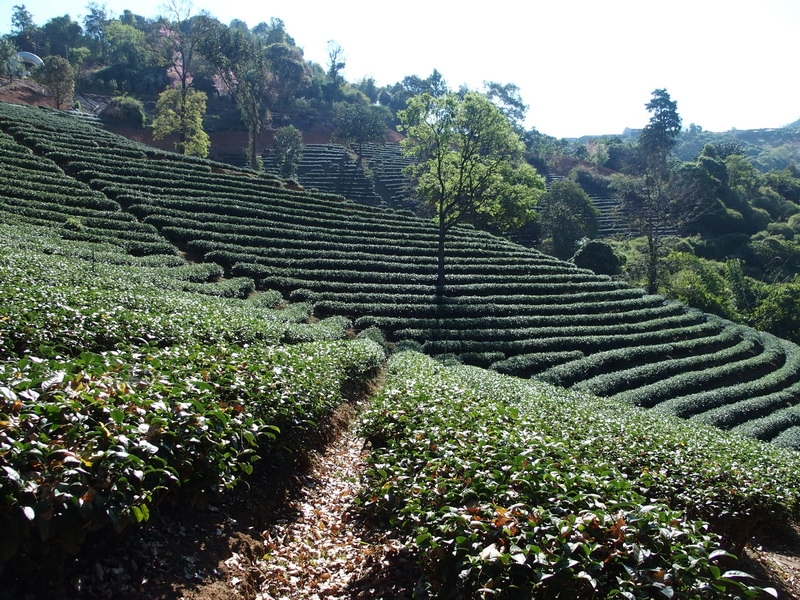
[359,352,791,598]
[571,239,624,275]
[100,96,146,128]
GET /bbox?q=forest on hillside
[3,3,800,345]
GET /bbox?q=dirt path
[144,402,419,600]
[250,414,418,599]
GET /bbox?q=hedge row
[397,311,705,345]
[315,294,671,320]
[355,301,689,333]
[0,337,384,561]
[540,323,745,388]
[614,332,792,408]
[422,321,724,356]
[201,246,585,279]
[572,329,761,397]
[358,351,796,597]
[661,339,800,426]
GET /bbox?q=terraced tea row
[0,223,385,562]
[265,143,385,207]
[1,101,799,447]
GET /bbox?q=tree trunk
[437,219,446,291]
[248,127,259,170]
[178,88,187,154]
[646,233,658,295]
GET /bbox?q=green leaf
[721,570,755,580]
[3,466,22,486]
[130,505,143,523]
[709,548,737,561]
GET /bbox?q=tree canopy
[399,91,543,288]
[272,125,303,178]
[152,87,209,157]
[538,179,599,260]
[34,54,74,109]
[332,102,388,157]
[638,88,682,173]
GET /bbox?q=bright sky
[3,0,799,138]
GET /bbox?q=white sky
[3,0,799,138]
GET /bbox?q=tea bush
[0,225,385,562]
[360,351,798,598]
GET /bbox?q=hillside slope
[2,101,800,448]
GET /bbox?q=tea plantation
[2,101,800,597]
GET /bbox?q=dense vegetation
[361,351,800,598]
[1,101,800,597]
[0,221,385,561]
[531,118,800,344]
[2,8,800,595]
[2,101,800,450]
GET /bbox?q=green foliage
[100,95,146,128]
[482,80,528,126]
[743,233,800,280]
[331,102,389,156]
[271,125,303,178]
[638,88,682,172]
[360,352,792,598]
[262,41,310,108]
[0,35,17,82]
[567,166,612,195]
[662,252,738,320]
[763,167,800,203]
[0,224,385,562]
[33,55,75,110]
[538,179,599,259]
[152,87,210,157]
[399,91,543,286]
[751,280,800,344]
[571,239,624,275]
[3,99,800,455]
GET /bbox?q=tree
[538,179,599,259]
[83,2,109,58]
[41,15,83,58]
[34,55,75,110]
[272,125,303,178]
[332,102,388,158]
[356,76,379,103]
[104,20,147,67]
[155,3,214,153]
[483,81,528,127]
[384,69,449,116]
[0,36,18,82]
[751,280,800,344]
[399,91,540,288]
[612,163,713,294]
[638,88,682,174]
[572,239,624,275]
[663,251,738,320]
[234,59,273,170]
[263,42,310,110]
[200,21,272,169]
[11,5,40,53]
[152,87,209,157]
[252,17,295,45]
[325,40,345,104]
[68,45,90,68]
[610,89,691,294]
